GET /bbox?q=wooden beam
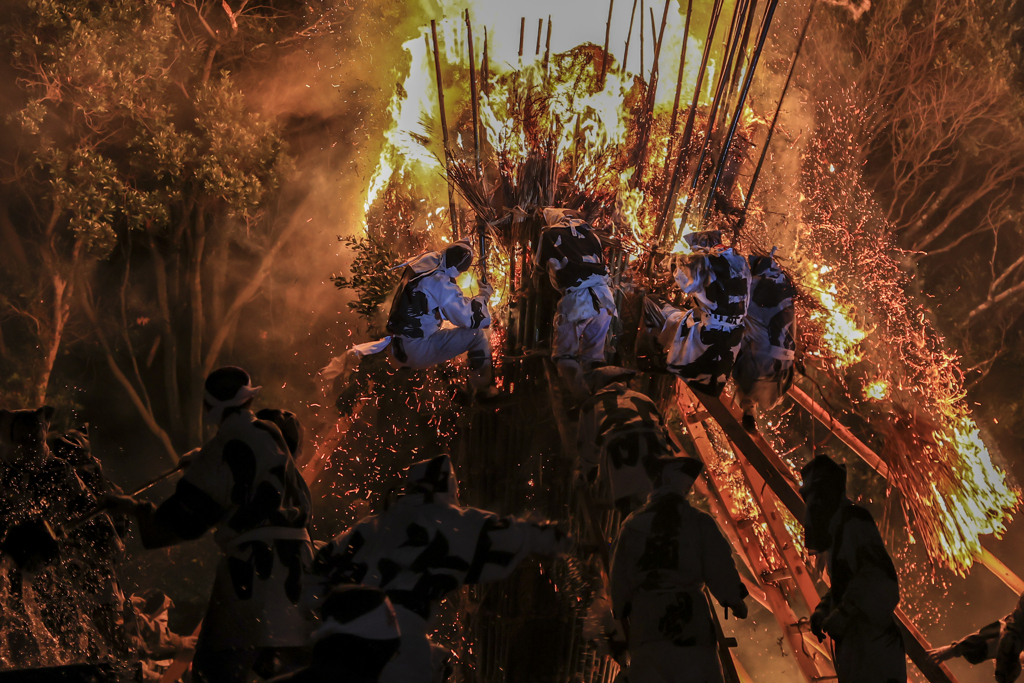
[677,380,960,683]
[788,384,1024,597]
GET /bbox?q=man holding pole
[102,366,315,683]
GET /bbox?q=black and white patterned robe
[137,409,313,651]
[610,482,745,683]
[577,383,672,511]
[732,253,796,413]
[663,248,751,396]
[310,455,568,683]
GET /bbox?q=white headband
[204,383,261,423]
[311,602,400,643]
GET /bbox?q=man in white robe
[534,208,616,388]
[577,366,673,514]
[732,250,796,431]
[103,366,315,683]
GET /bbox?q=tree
[0,0,324,455]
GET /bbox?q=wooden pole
[623,0,639,74]
[465,10,482,181]
[699,0,779,227]
[651,0,726,244]
[482,28,490,96]
[661,0,693,184]
[519,17,525,59]
[601,0,615,88]
[536,18,543,55]
[430,20,458,239]
[639,0,645,76]
[543,15,552,74]
[677,0,751,232]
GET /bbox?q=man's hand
[729,599,749,620]
[822,608,851,640]
[810,602,829,642]
[926,644,960,664]
[98,493,142,517]
[177,447,201,468]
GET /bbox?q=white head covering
[204,367,261,424]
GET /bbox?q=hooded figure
[321,240,497,399]
[576,367,674,514]
[639,231,750,396]
[310,454,571,683]
[271,585,402,683]
[103,367,315,683]
[799,456,906,683]
[731,251,796,430]
[535,208,617,385]
[611,457,748,683]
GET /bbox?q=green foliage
[331,234,400,323]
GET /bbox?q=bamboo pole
[639,0,645,76]
[482,28,490,96]
[430,20,458,239]
[699,0,779,227]
[742,1,816,222]
[652,0,726,244]
[658,0,693,199]
[544,16,552,74]
[677,0,752,232]
[623,0,639,74]
[632,0,672,187]
[536,18,543,55]
[465,10,482,181]
[519,17,525,59]
[601,0,615,88]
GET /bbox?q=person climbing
[576,366,674,515]
[534,208,617,389]
[799,455,906,683]
[732,249,796,431]
[101,366,315,683]
[271,585,402,683]
[308,454,572,683]
[610,456,749,683]
[637,230,750,397]
[321,239,498,401]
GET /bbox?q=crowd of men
[0,208,1018,683]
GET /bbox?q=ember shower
[2,0,1024,682]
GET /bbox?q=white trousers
[552,309,612,365]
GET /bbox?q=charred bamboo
[430,20,459,238]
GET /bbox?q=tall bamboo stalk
[623,0,639,74]
[633,0,672,186]
[661,0,694,184]
[519,17,525,59]
[652,0,726,244]
[465,10,482,181]
[676,0,750,232]
[536,18,543,55]
[430,20,458,238]
[482,29,490,95]
[700,0,781,227]
[639,0,645,76]
[601,0,615,88]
